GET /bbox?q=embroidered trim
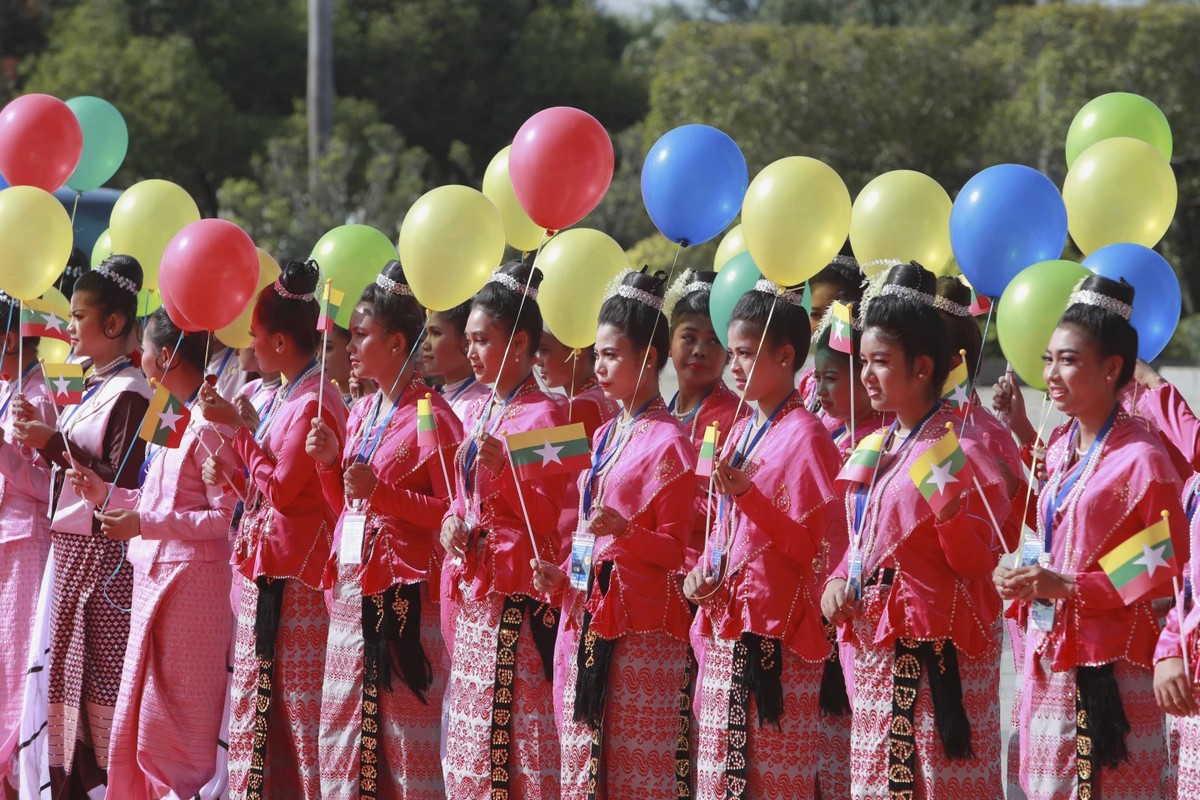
[723,638,752,800]
[374,274,413,297]
[617,284,664,311]
[753,279,805,308]
[1069,289,1133,321]
[489,271,539,300]
[490,596,525,797]
[94,266,138,295]
[273,280,314,301]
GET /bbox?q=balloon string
[972,303,995,395]
[1018,391,1053,539]
[69,192,80,228]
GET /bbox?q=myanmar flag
[19,299,70,342]
[697,422,720,479]
[317,281,344,334]
[42,362,85,406]
[837,432,885,485]
[941,360,971,415]
[908,427,973,516]
[417,395,437,447]
[829,301,854,355]
[1098,513,1177,605]
[969,289,992,317]
[506,423,591,481]
[138,383,190,448]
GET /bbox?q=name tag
[847,547,864,601]
[1020,536,1046,569]
[569,529,595,591]
[339,513,366,565]
[1029,599,1056,632]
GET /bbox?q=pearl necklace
[255,360,320,442]
[1043,416,1117,573]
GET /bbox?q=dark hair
[56,247,90,299]
[1060,275,1138,388]
[146,307,208,372]
[471,260,544,356]
[809,255,864,303]
[438,298,473,336]
[670,270,717,329]
[934,276,983,381]
[358,260,425,354]
[73,254,142,339]
[254,259,321,354]
[598,270,670,373]
[815,300,862,360]
[730,283,811,373]
[0,295,36,355]
[863,261,951,396]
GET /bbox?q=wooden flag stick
[197,435,247,503]
[316,278,332,423]
[428,393,456,506]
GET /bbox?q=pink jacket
[0,369,54,544]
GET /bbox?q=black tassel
[743,633,783,728]
[573,563,614,727]
[525,597,560,683]
[819,655,851,717]
[1078,663,1131,769]
[921,640,974,761]
[254,576,287,660]
[363,584,432,704]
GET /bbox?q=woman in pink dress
[0,292,56,793]
[532,269,695,800]
[13,255,152,796]
[198,259,348,799]
[67,308,235,799]
[821,262,1010,799]
[307,261,463,799]
[439,261,570,799]
[421,300,488,422]
[684,278,843,798]
[995,275,1188,800]
[535,326,615,441]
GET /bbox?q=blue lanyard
[851,402,942,545]
[668,386,714,427]
[462,375,531,494]
[1042,411,1117,553]
[0,361,39,420]
[254,360,318,442]
[716,391,796,530]
[582,397,657,518]
[447,375,477,403]
[1186,481,1200,523]
[211,348,234,382]
[355,389,405,464]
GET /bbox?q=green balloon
[66,97,129,193]
[310,224,398,329]
[1065,92,1172,169]
[996,259,1090,391]
[709,251,762,347]
[91,227,112,267]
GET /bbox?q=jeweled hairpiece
[753,279,805,308]
[375,274,413,297]
[932,295,970,318]
[95,266,138,295]
[273,280,314,301]
[1069,288,1133,321]
[617,285,664,311]
[683,280,712,296]
[881,283,937,308]
[488,271,538,301]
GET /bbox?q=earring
[918,373,925,379]
[1106,375,1113,382]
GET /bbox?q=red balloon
[156,277,201,333]
[0,94,83,192]
[509,107,614,232]
[159,219,259,331]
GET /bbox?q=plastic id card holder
[569,529,595,591]
[339,513,366,566]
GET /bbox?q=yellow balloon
[399,186,505,312]
[934,256,962,278]
[483,146,545,253]
[537,229,629,349]
[850,170,952,269]
[0,187,73,300]
[1063,137,1177,254]
[742,157,851,286]
[109,179,201,291]
[713,224,746,272]
[216,248,281,348]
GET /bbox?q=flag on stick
[317,280,344,335]
[20,299,70,342]
[417,394,437,447]
[697,422,720,478]
[908,424,973,517]
[941,359,971,415]
[837,432,885,485]
[829,301,854,354]
[138,381,190,448]
[505,423,591,481]
[42,362,85,406]
[969,289,992,317]
[1099,511,1178,606]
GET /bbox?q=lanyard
[462,376,531,494]
[446,375,477,404]
[211,348,234,382]
[668,386,713,427]
[355,389,405,464]
[254,360,318,442]
[0,361,39,420]
[851,403,942,546]
[1042,411,1117,553]
[716,391,796,535]
[582,397,657,518]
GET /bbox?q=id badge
[709,532,726,574]
[1029,599,1056,632]
[1020,537,1044,569]
[847,548,864,601]
[569,529,595,591]
[339,513,366,566]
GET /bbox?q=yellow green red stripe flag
[1098,512,1177,605]
[908,426,973,516]
[505,423,591,481]
[837,431,885,485]
[138,382,190,448]
[941,360,971,415]
[41,362,85,406]
[19,298,70,342]
[697,422,720,478]
[317,281,344,334]
[829,301,854,355]
[417,395,436,447]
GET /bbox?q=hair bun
[884,260,936,295]
[498,260,544,292]
[935,275,971,307]
[622,268,668,299]
[100,254,144,293]
[1078,274,1135,306]
[381,259,408,284]
[281,259,320,296]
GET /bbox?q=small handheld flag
[417,394,437,447]
[697,422,720,479]
[138,381,190,448]
[42,362,85,406]
[1099,511,1177,606]
[829,301,854,355]
[941,356,971,415]
[20,299,70,342]
[969,289,992,317]
[317,280,344,335]
[908,424,973,517]
[837,432,885,484]
[505,423,591,481]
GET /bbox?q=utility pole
[308,0,334,191]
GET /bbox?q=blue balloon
[641,124,748,247]
[1082,243,1181,361]
[0,173,7,190]
[949,164,1068,298]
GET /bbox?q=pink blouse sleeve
[1142,383,1200,471]
[233,397,341,510]
[1156,598,1185,663]
[140,426,236,541]
[603,471,693,571]
[370,450,452,529]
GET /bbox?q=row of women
[1,241,1199,800]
